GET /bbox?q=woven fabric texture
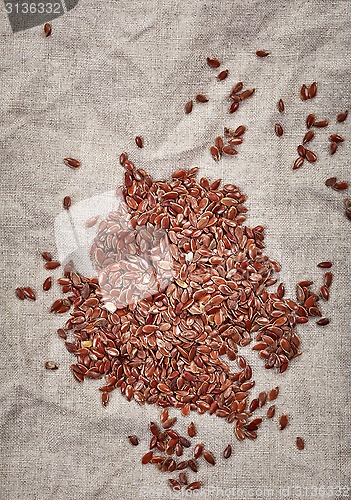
[0,1,350,499]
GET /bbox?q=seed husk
[135,136,143,148]
[206,57,220,68]
[256,50,270,57]
[44,261,61,270]
[187,422,196,438]
[293,157,304,170]
[128,435,139,446]
[325,177,337,187]
[279,414,289,430]
[43,277,52,291]
[15,287,25,300]
[64,158,81,169]
[330,142,338,155]
[308,82,317,99]
[296,437,305,450]
[332,181,349,191]
[217,69,229,81]
[63,196,71,210]
[45,361,58,370]
[337,110,348,123]
[316,317,330,326]
[278,99,284,112]
[23,287,36,301]
[185,100,193,114]
[203,450,216,465]
[44,23,52,37]
[314,119,328,128]
[303,130,314,144]
[275,123,283,137]
[196,94,209,103]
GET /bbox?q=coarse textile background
[0,1,350,499]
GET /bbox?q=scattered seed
[256,50,270,57]
[268,386,279,401]
[275,123,283,137]
[240,88,255,100]
[135,136,143,148]
[179,472,188,485]
[44,23,52,37]
[203,450,216,465]
[278,99,285,113]
[185,100,193,114]
[196,94,209,103]
[188,422,196,438]
[15,287,25,300]
[128,435,139,446]
[210,145,221,161]
[337,110,348,123]
[206,57,220,68]
[332,181,349,191]
[229,102,239,113]
[325,177,337,187]
[267,405,276,418]
[324,272,333,287]
[320,285,330,301]
[296,437,305,450]
[306,114,315,129]
[217,69,229,81]
[193,444,204,459]
[41,252,52,261]
[23,287,36,301]
[223,444,232,458]
[293,157,304,170]
[85,216,99,228]
[45,361,58,370]
[186,482,202,491]
[305,149,317,163]
[141,451,153,464]
[303,130,314,144]
[279,414,289,430]
[330,134,344,143]
[317,261,332,268]
[314,119,328,128]
[316,317,330,326]
[308,82,317,99]
[168,479,181,491]
[300,84,309,100]
[63,196,71,210]
[43,277,52,291]
[330,142,338,155]
[297,145,306,158]
[44,261,61,270]
[64,158,81,169]
[222,145,238,156]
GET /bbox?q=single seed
[278,99,284,113]
[210,145,221,161]
[229,102,239,113]
[41,252,52,261]
[135,136,143,148]
[15,287,25,300]
[316,317,330,326]
[44,23,52,37]
[63,158,81,169]
[43,277,52,291]
[279,414,289,430]
[337,110,348,123]
[141,451,153,464]
[187,422,196,438]
[223,444,232,458]
[179,472,188,485]
[217,69,229,81]
[196,94,209,103]
[240,88,255,100]
[297,145,306,158]
[23,287,36,301]
[320,285,330,301]
[234,125,246,137]
[275,123,283,137]
[325,177,337,187]
[293,157,304,170]
[330,142,338,155]
[85,216,99,228]
[306,114,315,129]
[324,272,333,287]
[206,57,220,68]
[268,386,279,401]
[215,136,224,150]
[231,82,243,94]
[303,130,314,144]
[128,435,139,446]
[186,482,202,491]
[222,145,238,156]
[267,405,276,418]
[332,181,349,191]
[317,261,332,268]
[305,149,317,163]
[45,361,58,370]
[185,100,193,114]
[193,443,204,459]
[168,479,181,491]
[330,134,344,143]
[256,50,270,57]
[63,196,71,210]
[308,82,317,99]
[203,450,216,465]
[44,261,61,270]
[300,84,309,100]
[314,119,328,128]
[296,437,305,450]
